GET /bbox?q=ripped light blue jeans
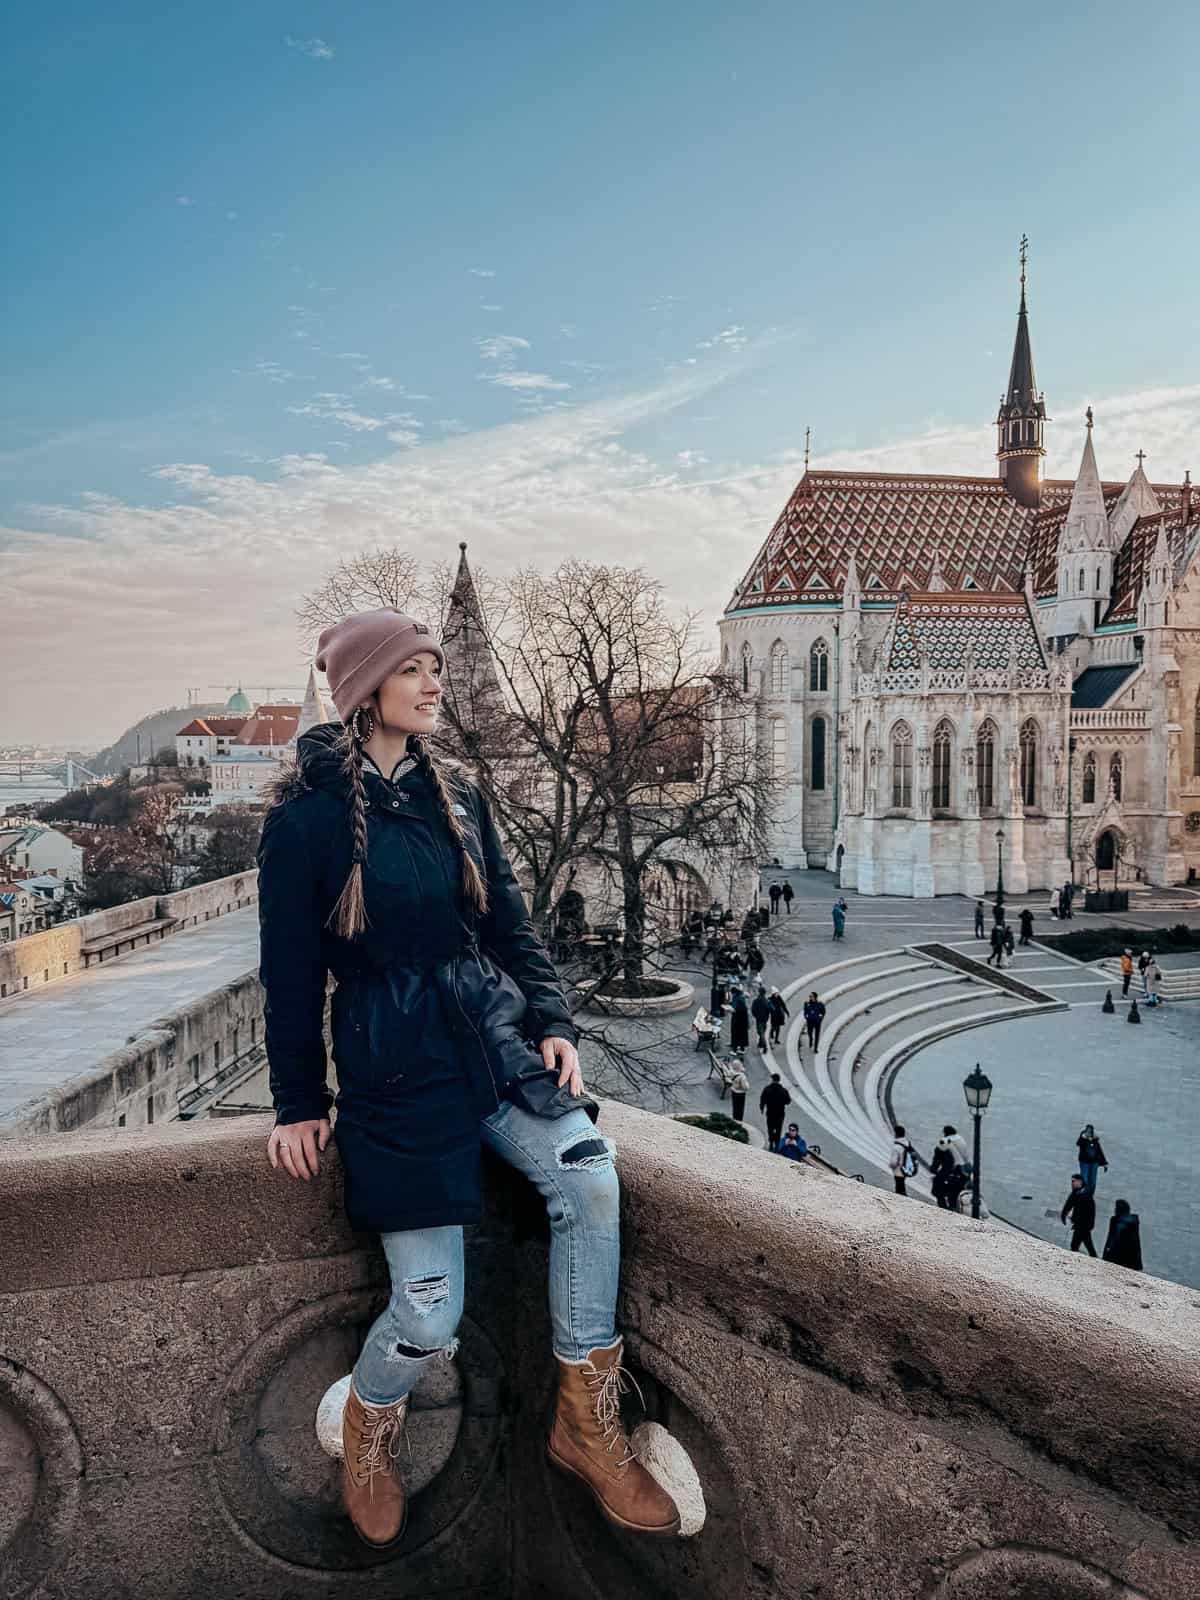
[352,1100,620,1405]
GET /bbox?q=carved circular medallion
[208,1289,503,1572]
[0,1359,84,1599]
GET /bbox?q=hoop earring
[350,706,375,743]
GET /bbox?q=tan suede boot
[341,1381,409,1550]
[547,1338,681,1536]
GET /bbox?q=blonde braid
[327,729,372,939]
[412,735,490,916]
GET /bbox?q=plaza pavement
[581,871,1200,1293]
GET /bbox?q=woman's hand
[267,1117,332,1181]
[541,1036,584,1097]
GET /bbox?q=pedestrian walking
[1102,1198,1144,1271]
[1060,1174,1097,1256]
[746,940,765,977]
[257,608,678,1545]
[769,883,782,916]
[930,1127,967,1210]
[1002,923,1015,961]
[1018,908,1034,946]
[767,987,789,1046]
[1146,958,1163,1006]
[728,1063,750,1123]
[1048,886,1060,919]
[1061,881,1074,919]
[750,986,772,1051]
[1075,1125,1108,1194]
[729,987,750,1054]
[888,1125,918,1196]
[803,992,826,1050]
[781,880,795,914]
[992,901,1006,926]
[1137,950,1151,996]
[1120,948,1134,997]
[831,898,847,940]
[777,1123,809,1162]
[974,901,986,939]
[986,922,1005,967]
[759,1073,792,1151]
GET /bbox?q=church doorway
[1095,830,1117,873]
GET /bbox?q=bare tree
[295,548,425,651]
[129,785,185,894]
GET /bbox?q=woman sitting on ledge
[257,609,679,1551]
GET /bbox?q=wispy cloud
[696,325,747,353]
[175,195,193,207]
[285,35,334,59]
[468,267,496,278]
[488,371,571,392]
[287,393,387,432]
[480,303,503,312]
[676,450,709,470]
[477,334,531,362]
[8,375,1198,744]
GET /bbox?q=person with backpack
[802,993,826,1050]
[750,985,772,1051]
[889,1125,917,1196]
[767,987,789,1047]
[1060,1174,1097,1255]
[759,1073,792,1152]
[777,1124,809,1162]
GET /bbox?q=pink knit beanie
[315,610,446,723]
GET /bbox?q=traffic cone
[1101,990,1114,1014]
[1127,998,1141,1024]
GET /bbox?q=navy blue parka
[256,723,579,1234]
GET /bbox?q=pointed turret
[297,666,328,737]
[1052,410,1116,639]
[440,542,508,756]
[1109,451,1162,550]
[996,235,1048,508]
[927,549,947,592]
[842,549,861,611]
[1138,522,1173,630]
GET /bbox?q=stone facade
[0,1107,1197,1598]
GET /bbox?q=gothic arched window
[891,721,913,809]
[770,641,789,696]
[771,718,788,780]
[741,643,752,693]
[1082,751,1096,804]
[932,720,954,810]
[1019,719,1039,807]
[976,720,996,810]
[809,638,829,692]
[810,716,826,791]
[1110,752,1123,802]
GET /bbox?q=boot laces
[584,1358,644,1471]
[356,1398,410,1485]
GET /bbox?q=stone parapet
[0,1105,1197,1598]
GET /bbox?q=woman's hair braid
[326,730,371,939]
[412,734,489,915]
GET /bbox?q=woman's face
[372,650,443,735]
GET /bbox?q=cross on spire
[804,425,811,471]
[1019,232,1028,293]
[1136,449,1146,469]
[1086,406,1094,431]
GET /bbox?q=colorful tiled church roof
[728,470,1193,617]
[885,592,1046,672]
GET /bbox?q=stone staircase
[1095,958,1200,999]
[762,947,1062,1193]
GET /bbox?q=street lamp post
[995,827,1006,912]
[1066,735,1077,886]
[962,1064,994,1220]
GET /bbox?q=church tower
[439,542,509,757]
[996,236,1048,508]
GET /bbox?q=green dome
[226,687,252,714]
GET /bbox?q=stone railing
[1,1106,1197,1599]
[0,870,257,1000]
[857,667,1052,695]
[1070,707,1149,729]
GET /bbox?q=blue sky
[4,1,1199,743]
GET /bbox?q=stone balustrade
[1070,707,1150,729]
[1,1104,1197,1599]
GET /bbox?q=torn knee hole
[554,1135,616,1171]
[403,1272,450,1317]
[389,1335,460,1362]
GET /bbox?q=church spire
[297,664,328,737]
[996,234,1048,509]
[440,542,507,756]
